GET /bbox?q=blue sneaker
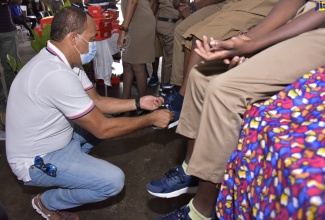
[155,205,192,220]
[160,82,174,92]
[166,103,180,129]
[163,87,178,106]
[147,165,199,198]
[148,75,159,87]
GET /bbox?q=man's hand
[194,35,254,61]
[140,96,164,111]
[150,109,174,129]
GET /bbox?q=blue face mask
[74,34,97,64]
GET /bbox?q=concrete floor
[0,32,193,219]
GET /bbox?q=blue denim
[25,125,125,211]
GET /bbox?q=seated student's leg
[25,128,125,211]
[156,27,325,219]
[170,4,224,89]
[147,60,228,198]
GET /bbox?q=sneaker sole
[147,186,198,198]
[151,120,178,130]
[148,82,159,87]
[168,120,178,129]
[32,197,49,219]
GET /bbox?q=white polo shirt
[6,41,95,182]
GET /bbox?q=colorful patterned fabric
[216,67,325,220]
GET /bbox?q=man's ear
[67,32,78,47]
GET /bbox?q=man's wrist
[135,98,142,111]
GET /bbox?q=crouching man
[5,6,173,219]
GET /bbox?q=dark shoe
[155,205,192,220]
[148,75,159,87]
[147,165,198,198]
[163,87,178,106]
[32,194,79,220]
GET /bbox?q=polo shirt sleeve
[38,70,95,120]
[72,66,94,91]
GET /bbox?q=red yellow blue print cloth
[216,67,325,220]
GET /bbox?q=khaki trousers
[171,4,224,86]
[176,28,325,184]
[156,19,182,84]
[171,0,278,86]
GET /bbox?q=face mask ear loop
[74,45,82,55]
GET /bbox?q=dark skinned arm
[178,0,224,18]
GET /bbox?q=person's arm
[248,9,325,51]
[74,106,173,139]
[178,0,224,18]
[86,87,164,114]
[245,0,306,39]
[151,0,159,15]
[195,9,325,61]
[117,0,138,48]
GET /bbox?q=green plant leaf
[60,0,71,9]
[17,63,25,72]
[30,29,41,53]
[6,54,17,73]
[40,24,51,49]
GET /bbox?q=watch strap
[135,98,142,111]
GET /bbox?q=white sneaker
[0,130,6,140]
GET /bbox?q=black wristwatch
[190,4,197,13]
[135,98,142,111]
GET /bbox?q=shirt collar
[46,40,71,68]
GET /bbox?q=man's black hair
[50,6,88,42]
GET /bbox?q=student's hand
[150,109,174,128]
[140,96,164,111]
[224,56,249,69]
[194,35,253,61]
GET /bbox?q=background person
[118,0,156,101]
[9,0,37,39]
[0,0,18,140]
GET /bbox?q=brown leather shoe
[32,194,79,220]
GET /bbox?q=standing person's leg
[157,20,177,86]
[148,34,162,87]
[25,126,125,211]
[0,30,18,110]
[132,63,147,98]
[122,62,134,99]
